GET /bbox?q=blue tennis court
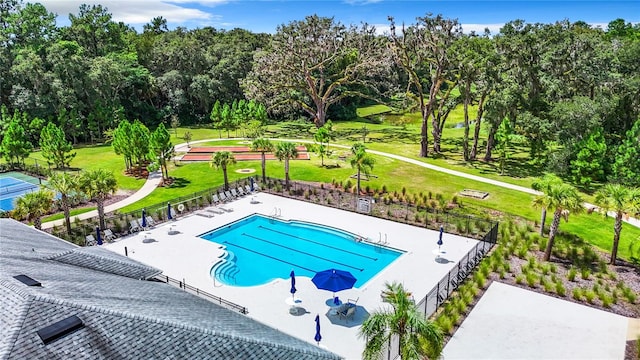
[0,173,41,211]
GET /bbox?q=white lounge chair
[85,234,96,246]
[237,186,246,196]
[103,229,116,242]
[129,219,142,233]
[230,188,239,198]
[245,185,252,194]
[205,206,224,215]
[219,192,227,202]
[224,190,233,200]
[145,215,156,227]
[212,194,220,203]
[218,203,233,212]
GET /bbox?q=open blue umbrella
[141,209,147,228]
[314,314,322,345]
[167,202,173,220]
[312,269,357,297]
[96,226,103,246]
[438,226,444,250]
[290,270,297,299]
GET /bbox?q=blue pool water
[200,214,403,287]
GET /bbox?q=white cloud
[372,24,391,35]
[38,0,221,26]
[460,23,504,35]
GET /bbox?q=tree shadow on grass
[167,177,190,189]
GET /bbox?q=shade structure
[95,226,103,246]
[437,226,444,249]
[290,270,297,298]
[141,209,147,228]
[314,314,322,344]
[167,203,173,220]
[312,269,357,294]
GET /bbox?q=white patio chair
[103,229,116,242]
[129,219,142,233]
[85,234,96,246]
[230,188,239,198]
[145,215,156,227]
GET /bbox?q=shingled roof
[0,219,342,360]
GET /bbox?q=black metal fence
[380,222,498,360]
[261,177,498,241]
[153,274,248,314]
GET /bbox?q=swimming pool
[199,214,403,287]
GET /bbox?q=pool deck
[104,193,480,360]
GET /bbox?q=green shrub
[584,290,596,304]
[499,268,506,279]
[474,272,487,289]
[542,278,554,292]
[555,282,566,297]
[437,315,454,335]
[516,245,528,259]
[572,287,583,300]
[541,264,551,276]
[580,268,591,280]
[549,264,558,273]
[567,267,577,282]
[525,272,537,288]
[599,292,612,308]
[515,274,525,285]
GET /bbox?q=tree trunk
[462,81,471,161]
[34,217,42,230]
[470,92,487,160]
[223,167,229,190]
[544,209,562,261]
[484,126,497,161]
[419,102,429,157]
[315,105,326,128]
[62,195,71,234]
[284,159,290,190]
[431,110,441,153]
[539,208,546,236]
[97,198,106,230]
[356,168,361,195]
[261,152,267,182]
[610,213,623,265]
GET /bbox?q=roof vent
[37,315,84,345]
[13,275,41,287]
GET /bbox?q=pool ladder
[270,207,281,219]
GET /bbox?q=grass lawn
[14,105,637,262]
[27,145,146,191]
[42,206,97,223]
[118,143,640,261]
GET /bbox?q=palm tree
[532,181,583,261]
[350,143,375,195]
[251,138,274,182]
[78,169,118,230]
[359,282,443,360]
[531,174,564,236]
[275,142,298,191]
[47,172,78,234]
[12,189,55,230]
[594,184,640,265]
[210,151,236,191]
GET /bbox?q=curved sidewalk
[41,171,162,230]
[176,138,639,229]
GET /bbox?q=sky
[37,0,640,34]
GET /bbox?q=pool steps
[212,250,239,284]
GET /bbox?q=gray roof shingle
[0,219,342,360]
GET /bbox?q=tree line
[1,1,639,186]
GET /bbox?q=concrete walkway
[41,171,162,230]
[176,138,640,229]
